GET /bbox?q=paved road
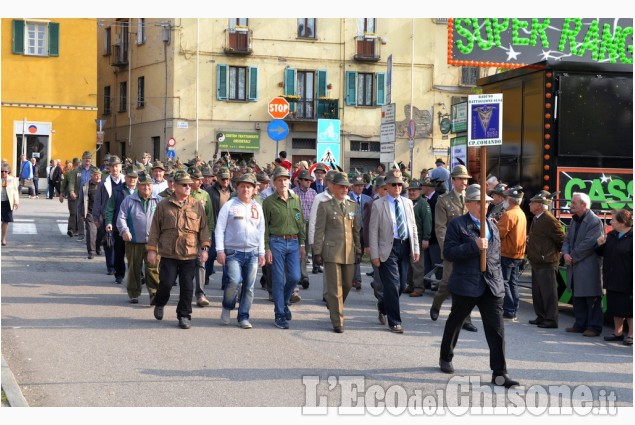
[1,197,632,416]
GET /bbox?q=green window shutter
[12,20,25,54]
[317,69,327,98]
[48,22,60,56]
[284,68,296,96]
[345,71,357,106]
[248,66,258,101]
[375,72,386,106]
[217,64,228,100]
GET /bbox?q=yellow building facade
[97,18,486,173]
[1,18,97,183]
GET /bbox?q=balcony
[224,27,253,55]
[353,35,380,62]
[284,98,339,121]
[110,45,128,68]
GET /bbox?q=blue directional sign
[267,119,289,142]
[166,149,176,160]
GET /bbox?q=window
[345,71,385,107]
[216,64,258,101]
[12,19,59,57]
[137,77,145,108]
[292,138,316,150]
[104,86,111,115]
[296,71,315,118]
[120,141,126,159]
[350,141,380,152]
[119,82,127,112]
[152,136,161,161]
[229,18,248,29]
[297,19,315,38]
[104,27,111,55]
[137,18,145,45]
[461,66,480,86]
[358,18,376,35]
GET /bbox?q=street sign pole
[480,147,487,272]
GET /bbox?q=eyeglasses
[221,178,229,181]
[1,171,8,173]
[391,183,402,187]
[179,183,192,188]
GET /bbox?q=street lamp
[96,119,107,152]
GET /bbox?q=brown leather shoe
[409,291,424,297]
[566,327,583,333]
[403,286,414,294]
[582,329,600,337]
[352,280,362,290]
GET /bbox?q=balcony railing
[353,35,380,62]
[224,27,253,55]
[110,45,128,67]
[283,98,339,121]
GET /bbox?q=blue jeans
[501,257,523,316]
[270,237,301,319]
[222,249,259,321]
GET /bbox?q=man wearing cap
[255,172,271,203]
[93,155,125,275]
[116,171,162,304]
[430,164,477,333]
[368,169,420,333]
[439,184,519,388]
[429,158,451,192]
[141,153,153,174]
[486,175,499,194]
[363,176,388,324]
[296,169,317,289]
[309,170,338,278]
[215,173,266,329]
[526,191,565,328]
[262,166,306,329]
[405,179,432,297]
[147,170,211,330]
[292,160,309,186]
[100,154,111,173]
[64,151,94,241]
[487,183,508,221]
[205,167,235,285]
[158,170,175,198]
[497,185,527,321]
[200,165,215,191]
[78,166,103,259]
[313,172,362,333]
[151,161,168,197]
[105,165,140,284]
[349,174,372,290]
[188,166,215,307]
[310,163,328,195]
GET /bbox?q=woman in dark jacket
[596,209,633,346]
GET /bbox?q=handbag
[105,231,114,249]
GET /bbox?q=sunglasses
[179,183,192,188]
[391,183,402,187]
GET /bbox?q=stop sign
[268,97,290,119]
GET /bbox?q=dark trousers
[47,179,55,198]
[67,198,78,234]
[440,289,507,374]
[205,235,217,281]
[572,296,603,333]
[33,178,39,195]
[377,239,410,327]
[104,226,116,273]
[531,266,559,325]
[113,231,126,279]
[194,255,207,298]
[84,218,103,254]
[155,257,197,320]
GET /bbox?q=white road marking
[12,223,37,234]
[58,224,69,234]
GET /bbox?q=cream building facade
[97,18,487,173]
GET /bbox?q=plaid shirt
[296,186,317,222]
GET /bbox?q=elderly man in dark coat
[561,192,603,337]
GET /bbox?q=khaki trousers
[324,262,354,328]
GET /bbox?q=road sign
[317,143,340,167]
[381,103,396,124]
[167,137,176,147]
[317,119,340,143]
[407,119,416,139]
[268,97,290,119]
[267,119,289,141]
[467,93,503,146]
[380,122,396,143]
[166,149,176,160]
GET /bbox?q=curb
[1,355,29,407]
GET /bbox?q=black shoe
[528,318,543,325]
[390,324,403,334]
[129,298,139,304]
[96,250,102,256]
[333,326,344,333]
[378,312,387,326]
[300,278,310,289]
[318,267,323,273]
[491,373,519,388]
[503,312,515,319]
[537,321,558,329]
[312,267,320,275]
[366,271,374,277]
[115,278,123,285]
[430,307,439,321]
[404,286,414,294]
[604,333,624,342]
[178,317,191,329]
[462,322,478,332]
[87,254,94,259]
[154,305,164,320]
[107,269,115,275]
[439,359,454,374]
[67,230,73,238]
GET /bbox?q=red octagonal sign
[268,97,290,119]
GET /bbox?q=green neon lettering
[530,18,550,47]
[559,18,583,55]
[474,18,494,50]
[512,18,530,46]
[455,18,475,54]
[491,18,509,47]
[607,179,627,209]
[564,177,586,200]
[618,27,634,64]
[588,179,609,209]
[577,20,600,59]
[599,24,621,63]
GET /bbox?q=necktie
[459,194,464,209]
[395,198,407,240]
[340,202,346,214]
